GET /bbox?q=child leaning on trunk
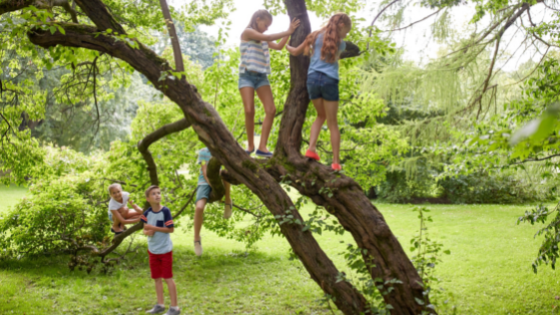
[286,13,352,171]
[142,185,180,315]
[239,10,300,158]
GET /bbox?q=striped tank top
[239,30,271,74]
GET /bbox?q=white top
[108,191,130,211]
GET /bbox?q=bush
[438,171,553,204]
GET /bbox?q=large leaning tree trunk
[0,0,433,312]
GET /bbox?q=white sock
[170,306,179,311]
[156,304,164,307]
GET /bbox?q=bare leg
[308,98,327,153]
[194,198,207,242]
[240,87,255,152]
[165,278,178,307]
[154,278,164,305]
[255,85,276,152]
[123,209,142,220]
[111,211,122,232]
[324,100,340,164]
[223,180,231,205]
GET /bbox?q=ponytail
[303,13,352,63]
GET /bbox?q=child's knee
[265,105,276,116]
[244,107,255,116]
[195,206,205,214]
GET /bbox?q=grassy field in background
[1,185,560,314]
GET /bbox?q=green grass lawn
[1,185,559,314]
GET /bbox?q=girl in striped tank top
[239,10,300,158]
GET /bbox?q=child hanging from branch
[286,13,352,171]
[107,183,143,235]
[193,147,232,256]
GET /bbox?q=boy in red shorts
[141,185,180,315]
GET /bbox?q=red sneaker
[331,163,342,171]
[305,150,320,161]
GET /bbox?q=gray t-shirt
[140,206,174,254]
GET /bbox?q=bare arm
[241,18,300,42]
[128,199,143,213]
[268,36,289,51]
[286,40,307,56]
[112,209,140,224]
[144,224,174,234]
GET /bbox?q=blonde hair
[248,9,272,30]
[108,183,122,194]
[145,185,160,199]
[304,13,352,63]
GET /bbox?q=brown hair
[304,13,352,63]
[145,185,160,199]
[248,9,273,30]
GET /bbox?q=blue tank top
[308,32,346,80]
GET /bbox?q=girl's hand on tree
[288,18,301,34]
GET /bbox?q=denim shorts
[307,71,339,101]
[239,71,270,90]
[196,185,212,203]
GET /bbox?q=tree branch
[511,153,560,165]
[0,0,34,15]
[340,41,361,59]
[158,0,184,73]
[370,0,400,31]
[383,8,442,32]
[137,118,191,186]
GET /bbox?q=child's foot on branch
[256,149,273,158]
[331,163,342,171]
[245,147,254,155]
[305,149,320,161]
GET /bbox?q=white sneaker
[194,240,203,256]
[224,200,232,219]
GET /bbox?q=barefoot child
[194,147,232,256]
[141,185,180,315]
[107,183,143,234]
[286,13,352,171]
[239,10,300,157]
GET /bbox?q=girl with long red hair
[286,13,352,171]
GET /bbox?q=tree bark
[158,0,184,72]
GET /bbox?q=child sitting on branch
[107,183,143,235]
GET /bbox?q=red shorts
[148,250,173,279]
